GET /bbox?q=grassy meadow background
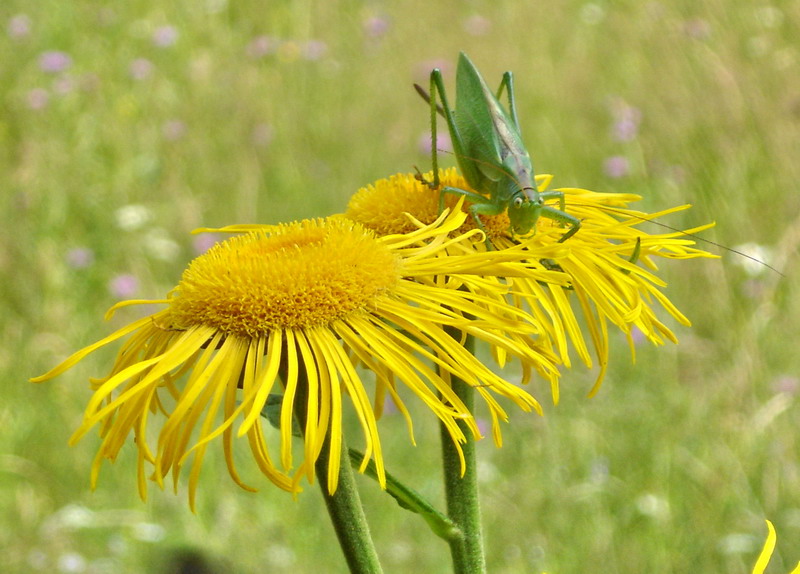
[3,1,799,572]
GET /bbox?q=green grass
[3,1,799,572]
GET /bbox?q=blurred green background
[3,1,799,572]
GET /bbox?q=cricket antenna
[599,207,786,278]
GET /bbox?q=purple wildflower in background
[302,40,327,61]
[108,274,139,298]
[246,35,278,58]
[603,155,629,178]
[53,75,75,95]
[610,102,642,142]
[192,233,218,255]
[418,132,452,155]
[162,119,187,141]
[8,14,31,38]
[129,58,154,80]
[363,15,390,38]
[382,395,399,416]
[629,325,645,345]
[153,25,178,47]
[27,88,49,110]
[39,51,72,73]
[772,375,799,395]
[613,117,639,142]
[66,247,95,269]
[463,15,492,36]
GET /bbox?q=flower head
[129,58,154,80]
[152,25,178,48]
[346,169,716,394]
[8,14,31,39]
[32,207,559,508]
[38,50,72,73]
[347,170,512,240]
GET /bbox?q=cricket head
[507,191,543,236]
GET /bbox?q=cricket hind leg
[437,184,498,213]
[419,68,460,191]
[495,71,521,131]
[438,185,505,248]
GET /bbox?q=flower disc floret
[166,219,401,335]
[347,168,511,238]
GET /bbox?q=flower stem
[440,332,486,574]
[315,432,383,574]
[290,361,383,574]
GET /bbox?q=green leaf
[261,393,302,437]
[348,448,462,542]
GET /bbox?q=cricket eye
[513,197,524,208]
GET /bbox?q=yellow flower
[752,520,800,574]
[347,169,716,394]
[32,206,561,508]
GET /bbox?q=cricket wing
[458,54,537,196]
[453,52,506,186]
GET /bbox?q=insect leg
[417,69,460,192]
[540,204,582,243]
[536,190,581,241]
[427,71,443,190]
[416,67,470,213]
[437,186,496,212]
[495,71,521,131]
[438,185,505,246]
[413,84,445,117]
[538,189,567,212]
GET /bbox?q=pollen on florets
[165,219,402,335]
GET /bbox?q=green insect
[415,52,581,243]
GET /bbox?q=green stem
[290,361,383,574]
[440,333,486,574]
[315,433,383,574]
